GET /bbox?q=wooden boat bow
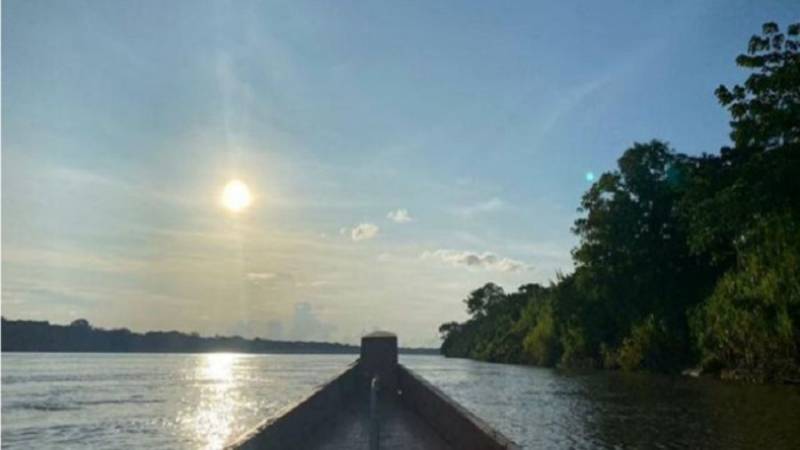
[226,331,520,450]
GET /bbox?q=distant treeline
[439,23,800,383]
[1,318,437,355]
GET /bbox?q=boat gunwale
[397,364,521,450]
[224,361,360,449]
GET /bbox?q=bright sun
[221,179,252,212]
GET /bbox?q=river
[2,353,799,449]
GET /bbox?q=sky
[3,0,797,346]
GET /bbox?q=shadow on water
[558,369,800,449]
[402,356,800,449]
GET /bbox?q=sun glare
[222,180,252,212]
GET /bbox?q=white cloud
[421,249,531,273]
[387,208,413,223]
[350,223,380,241]
[289,302,335,341]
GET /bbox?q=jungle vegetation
[439,22,800,383]
[0,317,439,355]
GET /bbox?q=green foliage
[716,22,800,151]
[686,22,800,381]
[521,302,560,366]
[440,282,533,363]
[614,315,677,372]
[685,22,800,266]
[438,22,800,382]
[558,322,595,368]
[692,215,800,382]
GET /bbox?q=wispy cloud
[532,37,669,139]
[387,208,413,223]
[350,223,380,241]
[246,272,279,281]
[453,197,506,217]
[3,247,146,274]
[421,249,531,273]
[48,166,190,207]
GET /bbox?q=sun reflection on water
[179,353,246,450]
[203,353,236,381]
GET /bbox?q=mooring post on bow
[359,331,398,391]
[369,375,380,450]
[360,331,397,450]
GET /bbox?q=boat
[226,331,520,450]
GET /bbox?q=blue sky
[3,0,797,345]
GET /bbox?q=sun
[221,179,252,212]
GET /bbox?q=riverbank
[1,317,439,355]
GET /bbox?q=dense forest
[1,317,437,355]
[439,22,800,383]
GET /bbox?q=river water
[2,353,799,449]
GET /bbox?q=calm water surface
[2,353,799,449]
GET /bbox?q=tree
[717,22,800,152]
[70,319,91,329]
[570,141,712,368]
[684,22,800,265]
[463,283,505,318]
[684,22,800,380]
[438,322,460,340]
